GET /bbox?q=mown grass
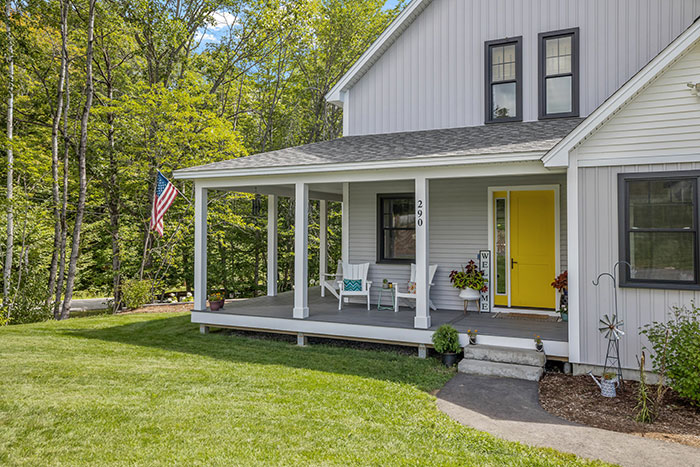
[0,313,607,466]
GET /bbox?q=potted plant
[209,292,225,311]
[382,278,390,289]
[467,329,478,345]
[432,324,461,367]
[551,270,568,316]
[534,335,544,352]
[450,260,488,302]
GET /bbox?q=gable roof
[174,118,582,179]
[325,0,433,106]
[543,17,700,168]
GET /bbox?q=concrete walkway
[437,373,700,467]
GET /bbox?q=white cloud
[195,31,219,44]
[209,11,238,31]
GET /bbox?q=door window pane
[546,76,572,114]
[492,82,516,119]
[629,232,696,282]
[495,198,507,295]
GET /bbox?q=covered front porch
[193,289,569,357]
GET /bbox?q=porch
[193,289,569,357]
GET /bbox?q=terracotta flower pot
[209,300,224,311]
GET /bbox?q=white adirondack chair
[337,262,372,310]
[394,264,438,312]
[321,259,343,299]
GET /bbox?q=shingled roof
[176,118,583,175]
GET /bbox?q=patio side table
[377,285,395,311]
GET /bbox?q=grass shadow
[62,312,453,392]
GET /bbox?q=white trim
[492,307,560,318]
[414,176,431,329]
[325,0,434,106]
[341,183,349,264]
[577,153,700,167]
[267,194,278,297]
[319,200,327,288]
[543,20,700,168]
[179,162,560,191]
[190,312,569,357]
[173,151,549,180]
[567,157,580,363]
[341,90,350,135]
[487,185,561,313]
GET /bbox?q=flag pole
[158,170,193,207]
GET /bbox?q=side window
[619,173,698,288]
[539,28,579,118]
[485,37,522,123]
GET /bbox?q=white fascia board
[173,151,547,181]
[325,0,432,106]
[542,20,700,169]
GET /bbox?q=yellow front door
[510,190,556,309]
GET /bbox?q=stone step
[458,358,544,381]
[463,344,546,367]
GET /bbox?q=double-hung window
[485,37,522,123]
[539,28,579,118]
[377,194,415,262]
[619,172,699,289]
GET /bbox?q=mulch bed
[539,373,700,447]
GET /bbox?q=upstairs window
[485,37,522,123]
[377,194,415,262]
[539,28,579,118]
[619,172,699,289]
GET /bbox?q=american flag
[150,171,178,236]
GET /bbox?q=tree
[3,0,14,317]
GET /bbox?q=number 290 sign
[416,200,424,226]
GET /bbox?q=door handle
[511,258,518,269]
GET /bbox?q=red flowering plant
[449,260,488,292]
[551,271,568,292]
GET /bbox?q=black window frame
[538,28,580,119]
[485,36,523,124]
[377,193,415,264]
[618,171,700,290]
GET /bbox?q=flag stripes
[150,171,178,236]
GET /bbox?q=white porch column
[193,183,208,312]
[294,182,310,319]
[319,200,327,297]
[341,182,349,263]
[267,194,278,297]
[414,176,431,329]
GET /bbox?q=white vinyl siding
[578,164,700,370]
[347,174,567,311]
[345,0,700,136]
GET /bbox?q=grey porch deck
[208,289,568,342]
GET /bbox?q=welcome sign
[478,250,491,313]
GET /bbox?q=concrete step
[463,345,545,367]
[458,358,544,381]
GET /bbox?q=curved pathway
[436,373,700,467]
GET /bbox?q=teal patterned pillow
[343,279,362,291]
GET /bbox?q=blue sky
[195,1,405,51]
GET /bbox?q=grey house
[175,0,700,375]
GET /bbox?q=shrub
[641,303,700,406]
[121,279,153,310]
[432,324,461,354]
[3,273,53,325]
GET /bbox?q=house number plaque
[416,199,424,226]
[478,250,491,313]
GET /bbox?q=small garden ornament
[467,329,478,345]
[534,335,543,352]
[432,324,461,367]
[589,371,619,398]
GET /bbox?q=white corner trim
[542,20,700,168]
[325,0,433,106]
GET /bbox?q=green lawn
[0,313,604,466]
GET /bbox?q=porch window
[619,172,699,289]
[485,37,522,123]
[538,28,579,118]
[377,194,415,262]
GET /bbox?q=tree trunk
[54,65,71,319]
[60,0,96,320]
[4,0,14,315]
[48,0,69,307]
